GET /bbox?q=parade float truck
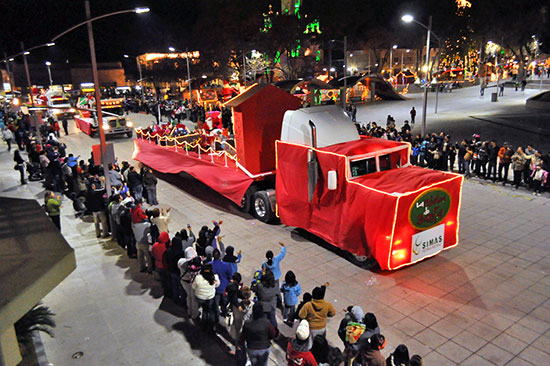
[133,84,463,270]
[46,95,75,120]
[74,97,133,138]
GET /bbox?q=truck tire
[347,253,379,269]
[240,185,257,213]
[127,131,133,138]
[253,191,275,223]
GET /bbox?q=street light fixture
[134,7,150,13]
[401,14,441,136]
[168,47,193,105]
[45,61,53,86]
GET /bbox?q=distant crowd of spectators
[354,116,549,196]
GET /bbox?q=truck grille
[109,120,118,128]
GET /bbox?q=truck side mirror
[327,170,338,190]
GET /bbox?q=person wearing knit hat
[338,305,365,348]
[298,283,335,343]
[286,320,317,366]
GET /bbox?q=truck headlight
[52,109,60,114]
[102,124,110,130]
[69,108,76,113]
[126,120,133,127]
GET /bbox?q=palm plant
[14,303,56,346]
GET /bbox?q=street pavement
[1,84,549,366]
[357,81,549,153]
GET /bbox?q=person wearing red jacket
[286,320,318,366]
[151,232,171,298]
[130,201,148,223]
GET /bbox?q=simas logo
[411,224,445,261]
[409,188,451,230]
[413,234,444,256]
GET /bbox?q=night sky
[1,0,547,68]
[0,0,198,64]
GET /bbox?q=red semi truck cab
[133,85,463,270]
[275,106,463,270]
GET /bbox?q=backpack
[345,322,366,344]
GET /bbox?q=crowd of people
[353,115,549,196]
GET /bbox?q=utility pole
[342,36,347,107]
[420,16,432,137]
[85,0,111,196]
[242,52,246,87]
[3,52,15,92]
[21,42,41,143]
[186,49,193,105]
[136,57,145,104]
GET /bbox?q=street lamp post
[20,42,43,143]
[45,61,53,86]
[83,0,112,195]
[168,47,193,106]
[243,52,247,88]
[2,53,15,92]
[402,14,440,137]
[329,37,348,107]
[124,54,145,104]
[389,44,397,77]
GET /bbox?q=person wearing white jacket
[178,247,200,318]
[192,263,219,331]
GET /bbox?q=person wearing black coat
[165,236,185,305]
[487,140,499,182]
[127,166,143,200]
[86,183,109,238]
[119,201,136,257]
[13,150,27,185]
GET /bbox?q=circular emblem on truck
[408,188,451,230]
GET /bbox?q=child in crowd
[281,270,302,326]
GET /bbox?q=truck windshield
[379,154,392,171]
[104,107,123,116]
[52,99,69,105]
[350,157,376,177]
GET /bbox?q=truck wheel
[253,191,275,223]
[240,185,257,213]
[347,253,379,269]
[127,131,133,138]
